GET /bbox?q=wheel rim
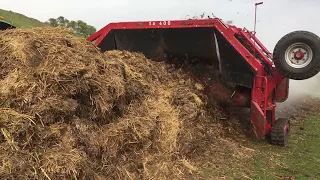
[285,42,313,68]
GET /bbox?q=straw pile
[0,27,254,180]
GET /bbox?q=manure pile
[0,27,254,180]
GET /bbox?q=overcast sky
[1,0,319,51]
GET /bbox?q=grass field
[0,8,47,28]
[250,114,320,180]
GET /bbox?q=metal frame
[87,18,289,139]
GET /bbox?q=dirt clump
[0,27,254,180]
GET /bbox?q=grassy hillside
[0,8,48,28]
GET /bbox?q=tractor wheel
[270,118,290,146]
[273,31,320,80]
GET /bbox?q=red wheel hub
[293,49,304,60]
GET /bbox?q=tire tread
[270,118,290,146]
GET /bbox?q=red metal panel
[251,75,275,138]
[274,78,289,102]
[94,28,112,47]
[86,25,110,42]
[265,70,286,95]
[251,101,266,139]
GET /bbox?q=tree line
[46,16,96,38]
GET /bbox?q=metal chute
[97,27,256,88]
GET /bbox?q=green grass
[0,8,48,28]
[250,115,320,179]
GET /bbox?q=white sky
[0,0,319,51]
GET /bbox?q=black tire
[273,31,320,80]
[270,118,290,146]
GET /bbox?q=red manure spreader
[87,13,320,146]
